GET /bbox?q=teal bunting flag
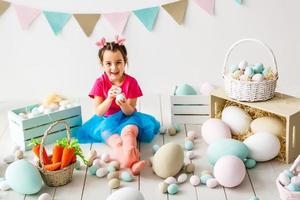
[43,11,71,35]
[133,6,160,31]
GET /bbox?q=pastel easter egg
[239,60,248,70]
[200,175,213,185]
[38,193,52,200]
[184,140,194,151]
[239,74,251,81]
[200,82,217,95]
[88,165,99,175]
[173,123,181,132]
[286,183,300,192]
[187,131,198,139]
[121,171,133,182]
[167,127,177,136]
[116,94,125,101]
[107,172,120,180]
[101,153,110,162]
[250,117,284,137]
[96,168,108,178]
[107,165,116,173]
[244,159,256,169]
[207,139,249,165]
[283,169,295,178]
[253,63,264,74]
[158,182,168,193]
[165,176,177,185]
[252,74,264,82]
[177,173,188,184]
[291,176,300,185]
[214,155,246,188]
[262,67,271,76]
[278,172,291,186]
[232,70,242,79]
[244,67,255,77]
[106,187,145,200]
[152,144,160,155]
[185,151,195,159]
[249,196,260,200]
[167,184,178,195]
[201,118,231,144]
[221,106,252,135]
[5,159,43,194]
[93,159,102,168]
[75,160,81,170]
[243,132,280,162]
[230,64,239,73]
[175,84,197,95]
[184,163,195,173]
[206,178,219,188]
[109,161,120,170]
[0,180,10,191]
[190,175,200,186]
[108,178,120,189]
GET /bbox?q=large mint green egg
[207,139,249,165]
[5,160,43,194]
[174,84,197,95]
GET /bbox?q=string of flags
[0,0,243,36]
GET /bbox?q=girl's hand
[107,86,120,100]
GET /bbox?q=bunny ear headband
[96,35,126,48]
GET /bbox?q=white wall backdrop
[1,0,300,101]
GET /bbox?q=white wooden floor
[0,96,290,200]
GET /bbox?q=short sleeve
[127,78,143,99]
[89,79,104,98]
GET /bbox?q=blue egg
[175,84,197,95]
[286,183,300,192]
[262,68,270,76]
[121,171,133,182]
[253,63,264,74]
[200,175,213,185]
[167,184,178,195]
[152,144,160,155]
[230,64,239,73]
[184,140,194,151]
[244,159,256,169]
[284,170,294,178]
[88,165,99,175]
[249,196,260,200]
[244,67,254,77]
[173,123,181,132]
[75,160,81,170]
[107,165,116,173]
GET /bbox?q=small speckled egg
[186,151,195,159]
[185,163,195,173]
[116,94,125,101]
[207,178,219,188]
[239,74,251,81]
[239,60,248,71]
[253,63,264,74]
[88,165,99,175]
[3,155,15,164]
[165,177,177,184]
[152,144,160,155]
[38,193,52,200]
[200,175,213,185]
[177,173,188,184]
[93,159,102,168]
[244,67,255,77]
[187,131,198,140]
[101,153,110,163]
[159,126,167,134]
[184,140,194,151]
[109,161,120,170]
[0,180,10,191]
[232,70,243,79]
[107,165,116,173]
[75,160,81,170]
[107,171,120,180]
[108,178,120,189]
[190,175,200,186]
[249,196,260,200]
[291,176,300,185]
[283,170,294,178]
[15,150,24,160]
[286,183,300,192]
[167,184,178,195]
[121,171,133,182]
[201,170,212,176]
[96,168,108,178]
[251,74,264,82]
[168,127,177,136]
[230,64,239,73]
[158,182,168,193]
[244,159,256,169]
[278,172,291,186]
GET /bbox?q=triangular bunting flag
[0,0,10,16]
[74,14,100,37]
[235,0,243,5]
[43,11,71,35]
[103,12,130,34]
[14,5,41,29]
[193,0,214,16]
[162,0,188,25]
[133,7,160,31]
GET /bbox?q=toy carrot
[60,147,75,169]
[29,139,51,165]
[52,139,66,163]
[45,162,61,171]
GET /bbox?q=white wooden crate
[170,95,209,124]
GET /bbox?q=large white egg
[201,118,231,144]
[250,117,284,136]
[243,132,280,162]
[106,187,144,200]
[221,106,252,135]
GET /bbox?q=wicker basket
[38,121,75,187]
[276,155,300,200]
[223,38,279,102]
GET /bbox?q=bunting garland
[0,0,243,36]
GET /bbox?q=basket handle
[39,120,71,169]
[290,155,300,172]
[222,38,278,78]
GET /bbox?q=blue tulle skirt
[73,111,160,143]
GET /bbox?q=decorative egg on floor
[214,155,246,188]
[200,82,217,95]
[184,140,194,151]
[121,171,133,182]
[152,143,184,178]
[75,160,81,170]
[243,132,280,162]
[244,159,256,169]
[15,150,23,160]
[108,178,120,189]
[200,174,213,184]
[101,153,110,163]
[207,178,219,188]
[221,106,252,135]
[187,131,198,140]
[167,184,178,195]
[177,173,188,184]
[190,175,200,186]
[158,182,168,193]
[167,127,177,136]
[107,171,120,180]
[249,196,260,200]
[109,161,120,170]
[106,187,145,200]
[165,177,177,184]
[201,118,231,144]
[250,117,284,137]
[174,84,197,95]
[184,163,195,173]
[93,159,102,168]
[88,165,99,175]
[107,165,116,173]
[152,144,160,155]
[207,139,249,165]
[38,193,52,200]
[5,159,43,194]
[96,168,108,178]
[0,180,10,191]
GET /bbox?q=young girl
[75,36,160,175]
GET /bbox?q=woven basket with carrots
[29,121,88,187]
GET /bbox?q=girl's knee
[122,125,138,133]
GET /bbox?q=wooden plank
[171,105,209,115]
[171,115,209,124]
[139,95,167,200]
[171,95,209,105]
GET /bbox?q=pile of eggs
[18,99,77,120]
[229,60,275,82]
[174,82,217,96]
[278,169,300,192]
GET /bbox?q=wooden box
[210,88,300,163]
[8,104,82,151]
[170,94,209,124]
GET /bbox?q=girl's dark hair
[98,42,128,64]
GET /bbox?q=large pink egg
[201,119,231,144]
[214,155,246,188]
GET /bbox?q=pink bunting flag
[103,12,130,34]
[14,4,41,29]
[193,0,215,16]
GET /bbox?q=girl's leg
[104,132,123,162]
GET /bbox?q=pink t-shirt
[89,73,143,116]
